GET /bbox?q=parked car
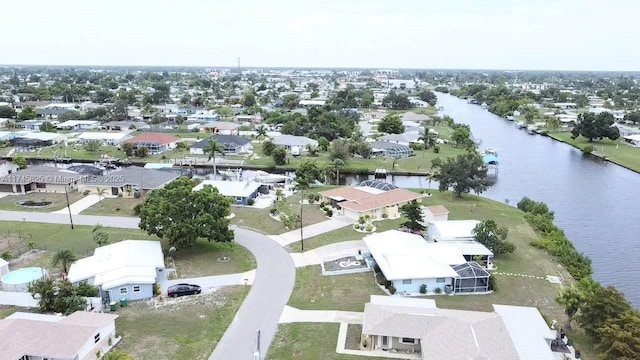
[167,283,202,297]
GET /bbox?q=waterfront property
[56,120,101,130]
[11,131,67,149]
[189,134,253,155]
[361,295,557,360]
[121,133,180,154]
[0,311,120,360]
[199,121,241,135]
[193,180,263,205]
[623,134,640,147]
[271,135,318,152]
[364,230,492,294]
[369,141,414,158]
[79,166,180,197]
[0,165,85,193]
[76,131,132,146]
[67,240,167,302]
[319,181,423,220]
[101,120,150,132]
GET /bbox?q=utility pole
[253,329,261,360]
[300,188,304,251]
[64,185,74,229]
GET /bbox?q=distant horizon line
[1,64,639,73]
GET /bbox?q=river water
[354,93,640,306]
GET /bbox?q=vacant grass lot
[0,191,85,212]
[288,266,386,312]
[549,131,640,172]
[230,192,328,235]
[267,323,390,360]
[80,197,145,217]
[115,286,249,360]
[172,241,255,278]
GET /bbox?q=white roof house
[494,304,557,360]
[67,240,165,290]
[56,120,101,130]
[193,180,262,198]
[271,135,318,148]
[364,230,465,280]
[426,220,481,242]
[76,131,132,145]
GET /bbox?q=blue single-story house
[193,180,263,205]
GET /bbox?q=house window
[94,333,100,343]
[120,287,128,295]
[402,279,412,284]
[236,196,243,201]
[401,338,415,344]
[133,285,141,293]
[36,183,46,189]
[436,278,445,283]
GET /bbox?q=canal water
[354,93,640,307]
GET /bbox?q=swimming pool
[1,267,47,292]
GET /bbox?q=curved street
[0,210,296,360]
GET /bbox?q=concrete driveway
[0,210,140,229]
[159,270,256,294]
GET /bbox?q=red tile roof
[123,133,180,145]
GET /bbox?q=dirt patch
[143,287,227,311]
[8,250,61,278]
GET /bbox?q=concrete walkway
[52,194,102,215]
[278,305,364,324]
[0,210,140,228]
[271,217,353,246]
[290,240,367,268]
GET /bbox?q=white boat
[482,148,498,156]
[251,170,291,184]
[526,126,537,135]
[506,116,515,121]
[218,169,242,179]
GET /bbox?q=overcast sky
[2,0,639,71]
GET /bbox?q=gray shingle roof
[0,166,85,185]
[190,135,251,149]
[85,166,180,189]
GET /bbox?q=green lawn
[23,144,126,160]
[230,192,328,235]
[172,241,255,278]
[0,306,19,319]
[267,323,390,360]
[288,266,386,312]
[80,197,145,217]
[549,131,640,172]
[0,191,85,212]
[114,286,249,360]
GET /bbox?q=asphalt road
[0,210,295,360]
[209,226,295,360]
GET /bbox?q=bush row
[517,197,592,281]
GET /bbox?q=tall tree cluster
[571,112,620,142]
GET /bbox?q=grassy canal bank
[547,131,640,173]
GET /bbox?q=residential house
[422,205,449,223]
[319,180,423,220]
[369,141,414,158]
[36,104,77,119]
[190,135,252,155]
[361,295,558,360]
[234,114,263,124]
[15,119,54,130]
[385,79,416,89]
[101,120,149,132]
[426,220,481,242]
[0,131,19,141]
[76,132,132,146]
[0,166,86,193]
[193,180,264,205]
[379,132,420,147]
[56,120,101,130]
[0,159,19,177]
[80,166,180,197]
[623,134,640,147]
[0,311,120,360]
[199,121,241,135]
[271,135,318,152]
[121,133,180,154]
[186,112,220,122]
[67,240,167,302]
[299,99,327,107]
[12,131,66,149]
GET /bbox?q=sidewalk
[278,305,364,324]
[51,194,102,215]
[273,217,353,246]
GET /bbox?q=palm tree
[51,249,77,274]
[96,187,107,201]
[203,139,225,180]
[331,158,345,185]
[274,188,284,210]
[256,124,267,140]
[295,178,311,251]
[418,126,437,149]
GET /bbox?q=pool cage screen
[452,262,490,293]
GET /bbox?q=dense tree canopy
[382,91,412,110]
[400,200,425,232]
[0,105,16,118]
[139,177,234,247]
[576,285,631,340]
[377,113,404,134]
[623,111,640,124]
[417,89,437,106]
[571,112,620,142]
[431,153,489,197]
